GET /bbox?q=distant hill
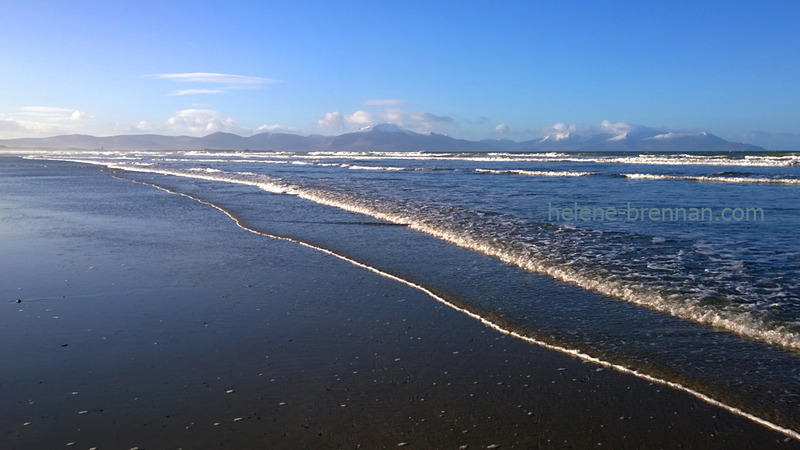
[521,127,761,152]
[0,123,764,152]
[322,123,488,151]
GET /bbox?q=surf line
[128,175,799,442]
[68,157,799,351]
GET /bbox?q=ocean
[14,149,800,436]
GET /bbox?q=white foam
[282,151,800,168]
[601,154,800,167]
[623,173,800,185]
[623,173,679,180]
[345,164,407,171]
[22,149,800,168]
[476,168,596,177]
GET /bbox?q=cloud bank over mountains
[2,100,796,150]
[0,106,94,137]
[317,100,455,136]
[0,120,765,153]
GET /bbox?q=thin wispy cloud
[169,89,226,96]
[19,106,71,115]
[149,72,281,96]
[19,106,93,120]
[152,72,280,86]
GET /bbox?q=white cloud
[133,114,301,137]
[168,89,226,96]
[151,72,280,87]
[317,112,345,129]
[317,110,374,129]
[494,123,510,134]
[0,106,94,138]
[543,122,586,140]
[164,109,248,135]
[71,110,94,121]
[543,120,636,139]
[256,123,301,134]
[317,108,455,134]
[346,110,373,125]
[117,109,252,136]
[0,117,69,138]
[126,120,159,133]
[599,120,634,136]
[383,108,405,124]
[364,99,405,107]
[121,110,315,137]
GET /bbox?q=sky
[2,0,799,149]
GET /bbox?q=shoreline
[1,156,797,448]
[158,177,800,442]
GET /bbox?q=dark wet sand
[1,156,797,449]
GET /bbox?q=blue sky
[2,0,799,148]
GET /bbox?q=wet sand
[1,156,797,449]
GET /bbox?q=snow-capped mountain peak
[357,123,412,134]
[648,131,709,140]
[607,132,629,142]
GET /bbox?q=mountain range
[0,123,764,152]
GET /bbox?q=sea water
[16,149,800,435]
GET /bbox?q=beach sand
[1,156,797,449]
